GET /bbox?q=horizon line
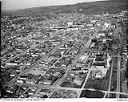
[2,0,108,12]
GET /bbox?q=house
[95,56,104,62]
[90,43,96,47]
[29,87,37,92]
[37,79,44,84]
[80,55,88,61]
[6,62,18,66]
[104,22,111,28]
[17,79,24,83]
[67,22,73,27]
[97,33,105,37]
[43,80,52,85]
[93,62,106,67]
[93,53,106,63]
[73,77,83,86]
[91,39,97,43]
[86,23,93,27]
[67,27,78,31]
[18,75,30,80]
[10,72,16,77]
[95,71,103,78]
[82,69,88,73]
[53,72,60,76]
[91,20,97,23]
[28,91,34,96]
[76,63,82,68]
[26,78,36,84]
[6,89,14,94]
[25,62,31,66]
[97,30,107,37]
[39,89,50,94]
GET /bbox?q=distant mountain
[2,0,128,16]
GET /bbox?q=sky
[2,0,107,11]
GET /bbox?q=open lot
[84,69,111,91]
[61,72,87,88]
[80,90,104,98]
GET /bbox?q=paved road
[116,56,121,98]
[115,26,122,98]
[107,57,114,97]
[81,68,92,90]
[77,68,92,98]
[15,83,128,96]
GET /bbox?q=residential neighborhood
[1,9,128,98]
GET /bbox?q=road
[116,56,121,98]
[77,68,92,98]
[15,82,128,97]
[81,69,91,90]
[107,57,114,98]
[115,26,122,98]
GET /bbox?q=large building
[91,53,111,78]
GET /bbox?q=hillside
[2,0,128,16]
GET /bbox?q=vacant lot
[80,90,104,98]
[84,69,111,91]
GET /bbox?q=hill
[2,0,128,16]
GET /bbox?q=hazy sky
[2,0,107,11]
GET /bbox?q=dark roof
[95,57,104,61]
[91,39,97,43]
[93,62,105,66]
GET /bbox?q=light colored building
[67,22,73,27]
[92,65,108,78]
[73,77,83,85]
[17,79,24,83]
[43,80,52,85]
[6,63,18,66]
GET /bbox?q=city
[1,6,128,98]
